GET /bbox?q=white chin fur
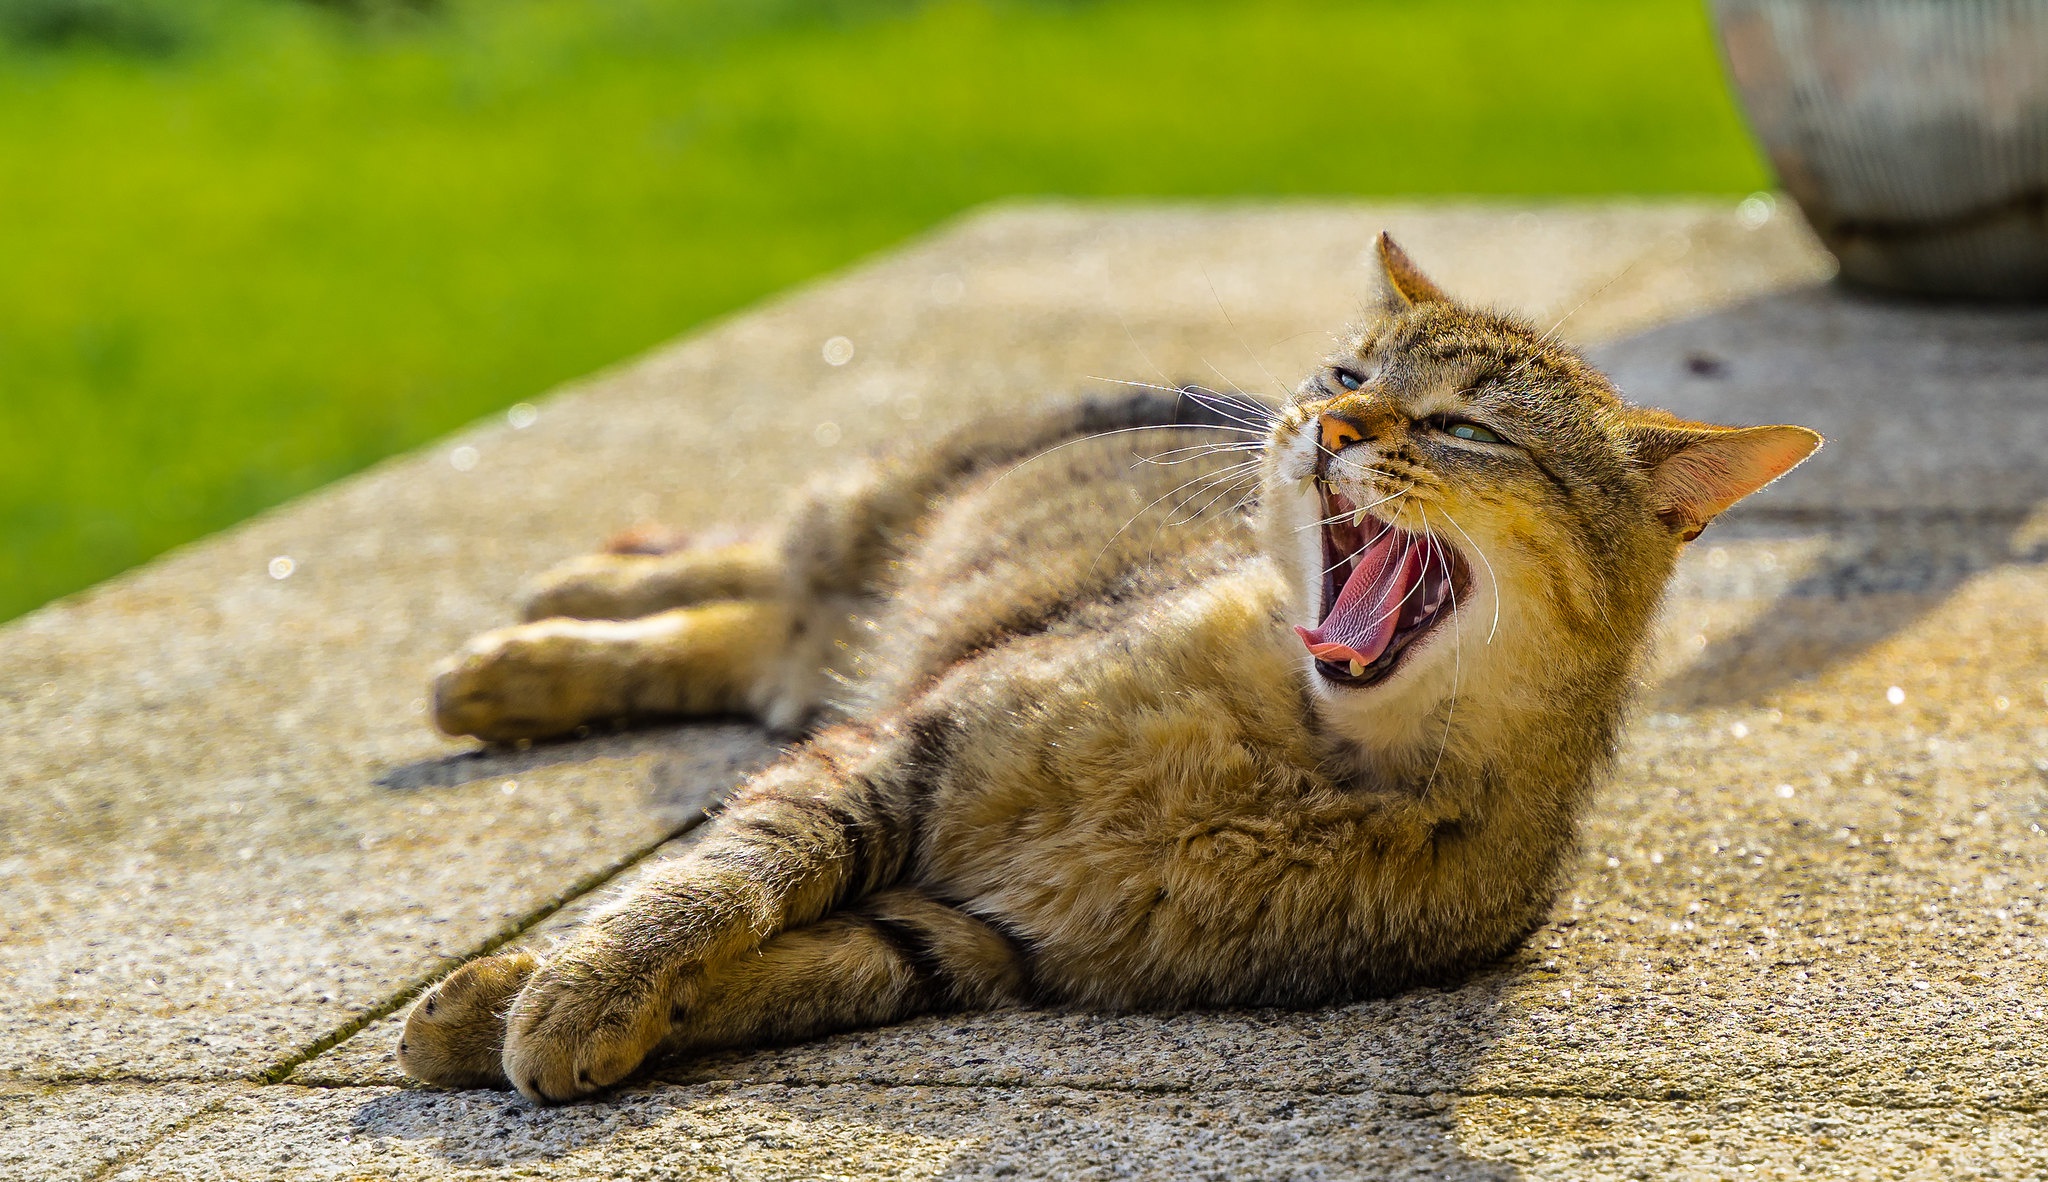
[1306,611,1478,755]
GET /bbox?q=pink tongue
[1295,529,1425,667]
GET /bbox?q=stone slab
[11,200,2047,1178]
[0,722,769,1083]
[107,1081,2048,1181]
[0,1082,229,1182]
[285,829,716,1088]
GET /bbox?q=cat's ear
[1625,415,1822,541]
[1374,232,1451,309]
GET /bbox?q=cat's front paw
[499,942,675,1104]
[396,951,540,1090]
[431,625,618,743]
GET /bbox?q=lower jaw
[1310,622,1436,688]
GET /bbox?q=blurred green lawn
[0,0,1767,622]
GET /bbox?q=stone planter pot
[1712,0,2048,300]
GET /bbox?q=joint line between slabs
[83,1094,234,1182]
[248,809,712,1088]
[251,1075,2045,1118]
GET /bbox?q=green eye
[1446,421,1503,444]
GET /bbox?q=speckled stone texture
[6,201,2044,1180]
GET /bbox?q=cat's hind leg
[667,886,1027,1054]
[519,536,782,622]
[479,723,946,1102]
[432,599,787,742]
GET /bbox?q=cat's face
[1255,236,1819,761]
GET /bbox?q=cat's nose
[1319,413,1365,454]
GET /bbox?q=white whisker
[1175,372,1279,423]
[1167,468,1262,527]
[1087,458,1261,573]
[1086,376,1277,434]
[1500,253,1644,387]
[1136,440,1266,466]
[1203,268,1294,401]
[1433,505,1501,645]
[1112,306,1179,395]
[986,422,1262,492]
[1293,482,1413,533]
[1422,504,1459,798]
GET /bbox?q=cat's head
[1255,234,1819,761]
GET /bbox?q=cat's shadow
[374,716,765,795]
[348,966,1528,1178]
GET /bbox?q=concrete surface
[3,201,2044,1180]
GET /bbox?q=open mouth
[1296,486,1467,688]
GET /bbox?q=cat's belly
[895,571,1480,1007]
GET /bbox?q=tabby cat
[397,236,1819,1103]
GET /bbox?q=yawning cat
[398,236,1819,1103]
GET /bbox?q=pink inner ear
[1654,426,1821,525]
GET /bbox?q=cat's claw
[499,943,675,1104]
[397,951,540,1090]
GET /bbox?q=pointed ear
[1627,416,1822,540]
[1375,231,1450,309]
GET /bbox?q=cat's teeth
[1352,509,1369,527]
[1348,658,1365,677]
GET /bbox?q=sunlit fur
[401,239,1819,1103]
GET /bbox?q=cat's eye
[1332,368,1364,391]
[1443,420,1504,444]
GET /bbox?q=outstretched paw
[430,625,617,743]
[396,951,540,1090]
[499,943,676,1104]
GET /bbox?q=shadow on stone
[345,966,1526,1177]
[1592,283,2048,714]
[375,719,775,804]
[1654,508,2047,711]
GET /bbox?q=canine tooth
[1352,509,1368,527]
[1348,658,1365,677]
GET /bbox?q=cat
[396,235,1820,1103]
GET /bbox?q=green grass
[0,0,1768,621]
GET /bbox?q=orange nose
[1319,413,1364,454]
